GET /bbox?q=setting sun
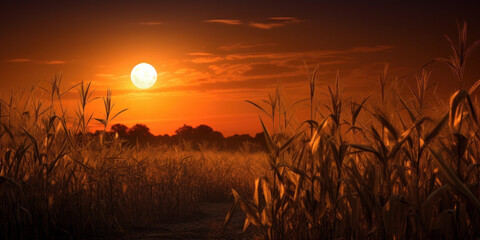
[131,63,157,89]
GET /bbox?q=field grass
[0,83,266,239]
[1,22,480,240]
[224,22,480,239]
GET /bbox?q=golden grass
[1,21,480,240]
[0,80,266,239]
[224,22,480,239]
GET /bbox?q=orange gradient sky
[1,1,480,136]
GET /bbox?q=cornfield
[224,22,480,239]
[0,21,479,240]
[0,79,264,239]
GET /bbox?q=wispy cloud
[5,58,66,64]
[190,57,224,64]
[139,22,162,26]
[205,17,303,30]
[99,44,393,103]
[148,44,395,97]
[186,52,224,63]
[95,73,115,78]
[5,58,33,63]
[37,60,65,64]
[269,17,303,23]
[348,45,393,53]
[249,17,303,29]
[204,19,242,25]
[248,22,286,30]
[95,73,129,80]
[187,52,215,56]
[93,73,131,88]
[218,43,276,51]
[225,45,392,61]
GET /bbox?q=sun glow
[131,63,157,89]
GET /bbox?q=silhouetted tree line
[94,123,267,151]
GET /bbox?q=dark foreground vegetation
[224,22,480,239]
[0,22,480,240]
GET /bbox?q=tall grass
[0,79,264,239]
[225,21,480,239]
[1,21,480,240]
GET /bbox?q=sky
[1,0,480,136]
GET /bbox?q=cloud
[95,73,115,78]
[269,17,302,22]
[190,57,224,64]
[100,43,394,102]
[204,19,242,25]
[349,45,393,53]
[90,73,131,90]
[187,52,214,56]
[208,63,252,75]
[248,22,286,29]
[5,58,33,62]
[139,22,162,26]
[205,17,303,30]
[146,73,307,93]
[242,63,298,76]
[249,17,303,29]
[174,44,393,90]
[186,52,224,63]
[95,73,129,80]
[218,43,276,51]
[112,75,129,80]
[38,60,65,64]
[5,59,66,64]
[225,45,392,61]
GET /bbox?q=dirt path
[108,202,255,240]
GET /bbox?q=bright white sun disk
[131,63,157,89]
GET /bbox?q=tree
[111,123,128,137]
[253,132,267,150]
[194,124,223,142]
[195,124,214,135]
[175,124,195,139]
[174,124,225,148]
[225,134,254,150]
[128,124,153,137]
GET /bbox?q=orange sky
[1,1,480,136]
